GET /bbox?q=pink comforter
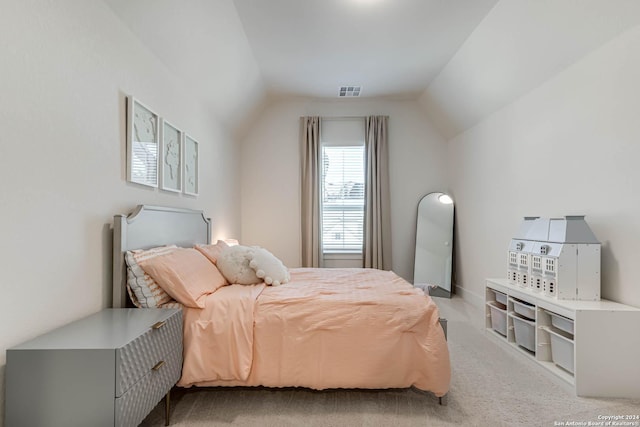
[178,268,450,396]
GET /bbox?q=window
[320,119,365,253]
[321,145,365,252]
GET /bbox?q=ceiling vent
[339,86,361,97]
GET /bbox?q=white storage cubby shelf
[485,278,640,398]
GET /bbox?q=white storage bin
[512,299,536,320]
[511,314,536,352]
[549,311,574,335]
[488,302,507,336]
[490,289,508,306]
[546,327,575,374]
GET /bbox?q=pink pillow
[195,240,229,264]
[139,248,228,308]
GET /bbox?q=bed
[112,205,451,402]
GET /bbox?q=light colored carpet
[141,296,639,427]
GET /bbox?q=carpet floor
[140,296,639,427]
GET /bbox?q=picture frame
[160,119,183,193]
[127,97,159,188]
[183,134,199,196]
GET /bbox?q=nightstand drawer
[115,347,182,427]
[116,310,182,397]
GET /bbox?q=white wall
[0,2,242,423]
[420,0,640,139]
[239,97,448,281]
[104,0,266,137]
[449,24,640,309]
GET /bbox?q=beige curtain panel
[364,116,392,270]
[300,116,322,268]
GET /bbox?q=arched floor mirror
[413,192,454,298]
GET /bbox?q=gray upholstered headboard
[112,205,211,308]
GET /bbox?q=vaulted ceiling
[105,0,640,139]
[232,0,497,99]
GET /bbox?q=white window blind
[321,144,365,253]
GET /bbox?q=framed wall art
[183,134,199,196]
[160,119,183,192]
[127,97,159,187]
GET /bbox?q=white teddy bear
[248,247,290,287]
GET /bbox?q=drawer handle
[152,321,166,330]
[152,360,165,371]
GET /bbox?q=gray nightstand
[5,308,182,427]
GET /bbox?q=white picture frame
[127,97,159,188]
[160,119,183,193]
[183,134,199,196]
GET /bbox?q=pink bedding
[177,268,451,397]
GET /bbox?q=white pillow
[248,247,290,287]
[216,245,262,285]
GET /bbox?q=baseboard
[454,285,484,308]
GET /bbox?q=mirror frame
[413,192,455,298]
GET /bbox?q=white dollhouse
[508,215,600,300]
